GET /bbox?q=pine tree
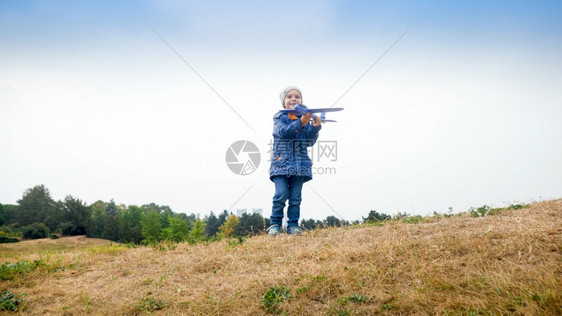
[188,219,206,244]
[102,200,119,241]
[204,211,218,236]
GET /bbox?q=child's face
[283,90,302,109]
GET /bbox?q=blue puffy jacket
[269,108,322,182]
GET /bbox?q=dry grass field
[0,199,560,315]
[0,236,112,259]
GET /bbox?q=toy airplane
[278,104,344,123]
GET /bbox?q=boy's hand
[312,115,322,127]
[301,113,312,127]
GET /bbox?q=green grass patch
[470,204,530,217]
[88,244,127,255]
[345,294,368,303]
[0,260,42,280]
[226,236,247,248]
[402,215,425,224]
[296,286,309,294]
[262,286,291,314]
[0,291,26,312]
[135,296,166,313]
[338,294,369,307]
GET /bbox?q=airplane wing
[306,107,344,113]
[278,105,344,114]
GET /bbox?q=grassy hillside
[0,200,560,315]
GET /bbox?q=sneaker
[266,224,281,236]
[287,225,304,235]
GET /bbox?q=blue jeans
[271,176,305,227]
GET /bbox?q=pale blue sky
[1,1,561,220]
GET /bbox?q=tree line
[1,185,382,244]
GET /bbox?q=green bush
[0,226,21,239]
[363,210,391,223]
[58,222,74,236]
[508,204,529,210]
[58,221,86,236]
[21,222,50,239]
[470,206,489,217]
[0,232,19,243]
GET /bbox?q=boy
[267,86,322,236]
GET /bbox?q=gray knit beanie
[279,86,302,108]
